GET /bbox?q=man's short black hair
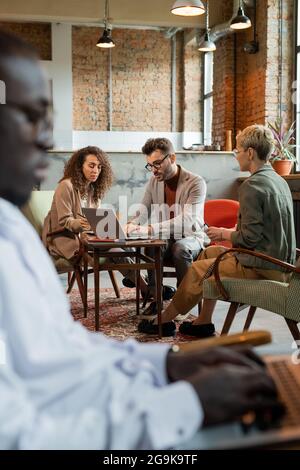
[142,138,175,156]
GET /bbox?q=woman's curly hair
[61,146,114,204]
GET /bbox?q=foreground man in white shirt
[0,30,280,450]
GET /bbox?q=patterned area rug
[69,287,197,345]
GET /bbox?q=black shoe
[163,285,176,300]
[146,286,176,301]
[179,322,215,338]
[122,276,149,288]
[122,278,136,288]
[138,319,176,336]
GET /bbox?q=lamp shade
[171,0,205,16]
[198,32,216,52]
[230,6,251,30]
[96,29,115,48]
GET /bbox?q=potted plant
[268,119,296,176]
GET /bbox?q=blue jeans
[145,237,203,289]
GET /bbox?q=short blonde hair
[238,124,274,161]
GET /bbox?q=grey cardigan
[133,165,209,246]
[231,165,296,270]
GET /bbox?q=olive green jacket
[231,164,296,271]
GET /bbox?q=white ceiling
[0,0,233,29]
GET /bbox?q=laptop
[179,355,300,450]
[82,207,151,241]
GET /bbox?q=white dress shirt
[0,198,203,449]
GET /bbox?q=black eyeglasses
[145,154,170,172]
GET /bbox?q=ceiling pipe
[164,27,182,39]
[203,0,240,43]
[186,0,254,47]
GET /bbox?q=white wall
[73,131,202,152]
[41,23,73,149]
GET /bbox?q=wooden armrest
[179,330,272,352]
[212,248,300,301]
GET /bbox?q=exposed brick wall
[183,34,202,133]
[111,29,171,132]
[73,27,174,132]
[235,0,267,132]
[72,26,109,131]
[212,3,267,149]
[176,31,184,132]
[0,22,51,60]
[211,0,294,149]
[212,35,235,149]
[3,2,294,142]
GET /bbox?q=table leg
[94,250,100,331]
[155,246,163,338]
[136,247,141,315]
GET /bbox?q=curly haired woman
[43,146,147,292]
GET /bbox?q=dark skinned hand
[166,345,265,383]
[186,363,283,427]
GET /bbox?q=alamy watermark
[95,197,204,240]
[0,79,6,104]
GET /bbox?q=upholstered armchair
[203,248,300,341]
[22,190,120,310]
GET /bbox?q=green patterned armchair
[22,190,120,311]
[203,248,300,341]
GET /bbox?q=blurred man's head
[0,30,53,207]
[142,137,177,181]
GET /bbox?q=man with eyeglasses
[126,138,209,331]
[140,125,296,338]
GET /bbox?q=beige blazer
[133,165,209,246]
[42,179,97,260]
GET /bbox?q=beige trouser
[171,245,290,316]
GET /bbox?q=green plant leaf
[268,119,296,161]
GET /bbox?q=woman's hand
[79,218,91,231]
[72,217,91,233]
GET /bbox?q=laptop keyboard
[268,360,300,427]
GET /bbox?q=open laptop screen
[82,207,149,240]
